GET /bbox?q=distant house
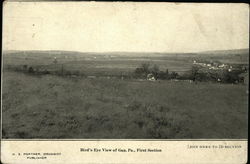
[147,73,156,81]
[209,66,219,70]
[212,62,220,67]
[218,64,226,68]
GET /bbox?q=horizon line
[2,48,249,54]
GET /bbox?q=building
[147,73,156,81]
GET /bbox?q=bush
[170,71,179,79]
[28,67,34,73]
[125,101,191,138]
[43,69,50,74]
[158,71,168,80]
[23,65,28,71]
[221,71,240,83]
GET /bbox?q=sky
[3,2,249,53]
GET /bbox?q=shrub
[28,67,34,73]
[221,71,240,83]
[170,71,179,79]
[23,65,28,71]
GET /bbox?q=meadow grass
[2,71,248,139]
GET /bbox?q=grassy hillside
[2,71,248,139]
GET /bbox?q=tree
[170,71,178,79]
[165,69,169,79]
[190,65,200,81]
[141,63,150,74]
[158,71,167,80]
[134,67,145,78]
[23,65,28,70]
[151,64,160,79]
[134,63,151,78]
[151,64,159,73]
[222,71,240,83]
[166,69,169,75]
[28,67,34,73]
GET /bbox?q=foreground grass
[2,71,248,139]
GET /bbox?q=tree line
[133,63,247,84]
[134,63,178,80]
[4,63,247,84]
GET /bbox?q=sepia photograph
[1,2,249,140]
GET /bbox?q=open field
[3,52,194,76]
[2,50,249,138]
[2,71,248,139]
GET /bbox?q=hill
[194,49,249,64]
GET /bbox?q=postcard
[1,1,248,163]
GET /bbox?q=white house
[147,73,156,81]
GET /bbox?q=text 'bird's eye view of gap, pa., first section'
[1,2,249,139]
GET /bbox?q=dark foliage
[134,63,177,80]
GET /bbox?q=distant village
[192,59,248,84]
[192,60,247,72]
